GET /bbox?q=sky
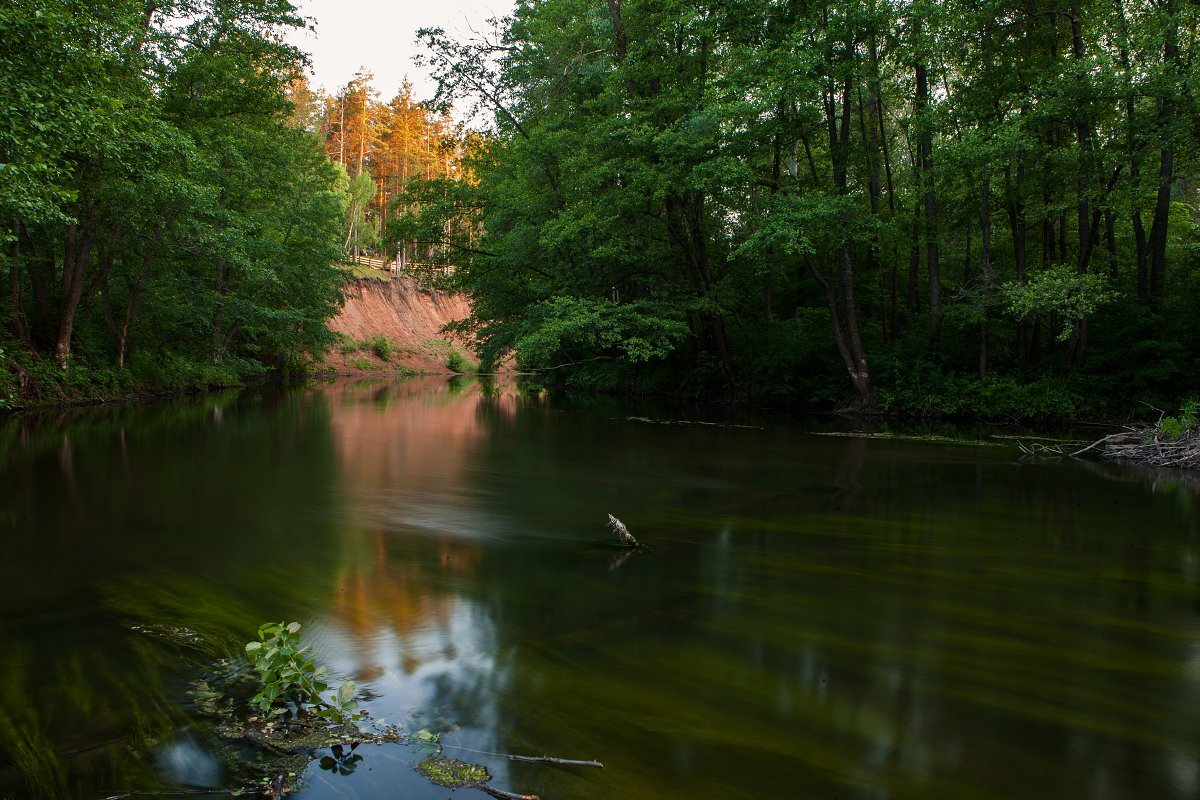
[284,0,515,102]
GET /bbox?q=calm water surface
[3,377,1200,799]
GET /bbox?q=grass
[339,262,388,280]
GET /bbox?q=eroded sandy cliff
[317,276,474,374]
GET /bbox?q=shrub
[445,349,477,373]
[362,334,395,361]
[244,622,359,723]
[1160,417,1184,439]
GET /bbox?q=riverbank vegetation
[8,0,1199,422]
[0,0,347,407]
[416,0,1200,420]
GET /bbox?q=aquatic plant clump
[244,621,361,723]
[415,755,492,788]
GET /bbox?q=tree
[1,0,347,389]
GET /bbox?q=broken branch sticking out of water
[607,514,639,548]
[508,754,604,768]
[104,792,237,800]
[483,787,541,800]
[441,741,603,768]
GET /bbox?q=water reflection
[4,378,1200,799]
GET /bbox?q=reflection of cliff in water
[303,378,519,788]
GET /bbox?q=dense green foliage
[245,621,360,723]
[0,0,347,405]
[423,0,1200,418]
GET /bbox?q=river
[2,377,1199,799]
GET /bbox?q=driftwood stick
[483,786,540,800]
[508,754,604,768]
[1070,433,1122,457]
[104,792,236,800]
[439,740,603,768]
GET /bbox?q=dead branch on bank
[1014,426,1200,470]
[1097,430,1200,469]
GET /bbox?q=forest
[0,0,352,403]
[417,0,1200,418]
[3,0,1200,419]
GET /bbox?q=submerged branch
[440,739,603,768]
[508,754,603,768]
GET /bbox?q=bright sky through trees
[285,0,515,100]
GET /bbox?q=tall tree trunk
[857,83,887,340]
[338,102,346,165]
[906,199,921,322]
[1105,209,1118,281]
[915,51,940,338]
[980,170,992,380]
[1005,160,1029,363]
[1148,0,1179,314]
[1071,1,1094,275]
[1116,0,1149,301]
[212,182,228,355]
[869,36,900,337]
[823,70,872,408]
[606,0,628,59]
[116,227,163,368]
[7,220,28,344]
[54,197,99,367]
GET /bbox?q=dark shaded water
[3,377,1200,799]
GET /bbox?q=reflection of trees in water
[305,384,1200,798]
[0,629,190,799]
[327,528,483,680]
[1,386,349,799]
[11,380,1200,799]
[661,437,1200,798]
[429,400,1200,797]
